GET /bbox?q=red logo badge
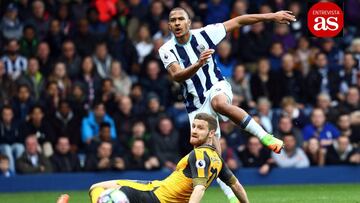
[307,1,344,38]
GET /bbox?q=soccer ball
[97,188,130,203]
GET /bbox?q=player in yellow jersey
[88,113,249,203]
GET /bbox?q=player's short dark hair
[0,154,9,161]
[194,113,217,131]
[169,7,190,19]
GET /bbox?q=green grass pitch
[1,184,359,203]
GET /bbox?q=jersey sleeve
[218,157,237,186]
[188,149,210,187]
[202,23,227,46]
[158,47,178,69]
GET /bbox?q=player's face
[190,119,212,146]
[168,10,191,38]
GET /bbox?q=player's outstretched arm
[189,185,206,203]
[229,180,249,203]
[223,11,296,33]
[167,49,214,82]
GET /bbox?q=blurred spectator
[295,36,311,76]
[84,141,121,171]
[280,97,308,129]
[113,0,131,29]
[50,137,81,172]
[316,92,339,124]
[237,22,271,63]
[36,42,53,78]
[92,41,113,78]
[11,84,34,123]
[19,25,39,57]
[272,23,296,51]
[106,21,138,74]
[220,137,240,171]
[250,58,277,103]
[0,105,24,173]
[141,60,171,107]
[87,7,108,37]
[272,133,310,168]
[338,52,358,100]
[110,60,132,97]
[0,60,16,105]
[26,0,51,40]
[238,136,272,175]
[71,0,90,22]
[206,0,229,24]
[306,52,340,104]
[81,102,116,144]
[229,0,249,41]
[16,135,52,174]
[113,96,136,142]
[58,40,82,79]
[48,61,72,99]
[1,39,28,80]
[16,57,45,101]
[135,24,153,64]
[0,3,23,40]
[220,121,246,153]
[50,100,82,153]
[128,0,147,20]
[127,120,152,151]
[337,86,360,114]
[325,136,360,165]
[68,83,88,118]
[153,18,171,42]
[144,93,166,133]
[124,139,160,170]
[320,38,343,71]
[0,154,14,177]
[76,56,101,106]
[304,137,325,166]
[215,40,236,78]
[276,116,303,147]
[20,105,56,157]
[40,81,61,116]
[277,54,305,104]
[254,97,278,134]
[268,41,284,71]
[73,19,97,57]
[302,108,340,147]
[130,83,147,115]
[96,78,117,113]
[145,0,166,35]
[87,122,123,155]
[288,1,306,38]
[56,3,74,36]
[94,0,118,23]
[152,116,180,171]
[350,38,360,69]
[336,113,360,146]
[228,63,255,109]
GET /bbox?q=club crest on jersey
[196,160,206,168]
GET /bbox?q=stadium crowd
[0,0,360,177]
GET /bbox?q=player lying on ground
[86,113,249,203]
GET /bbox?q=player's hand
[197,49,215,67]
[272,11,296,24]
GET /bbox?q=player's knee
[211,98,228,113]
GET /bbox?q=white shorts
[188,80,233,138]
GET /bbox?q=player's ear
[208,129,215,138]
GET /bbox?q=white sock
[241,115,267,139]
[217,178,236,200]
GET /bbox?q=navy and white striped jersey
[159,23,226,113]
[1,55,28,80]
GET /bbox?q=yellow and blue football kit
[114,144,237,203]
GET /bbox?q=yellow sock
[89,187,105,203]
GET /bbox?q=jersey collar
[173,32,192,47]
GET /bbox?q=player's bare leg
[56,194,70,203]
[211,94,283,153]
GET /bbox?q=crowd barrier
[0,166,359,192]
